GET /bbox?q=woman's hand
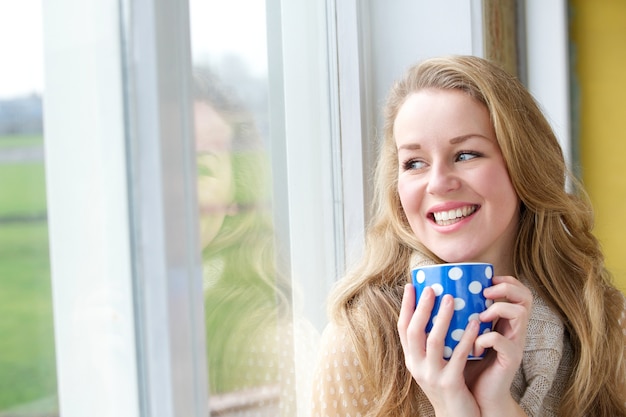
[397,275,532,417]
[464,275,532,416]
[398,283,482,416]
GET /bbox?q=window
[0,2,58,416]
[190,1,339,414]
[42,1,342,416]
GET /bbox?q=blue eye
[403,159,427,171]
[457,151,480,162]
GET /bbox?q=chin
[433,250,478,264]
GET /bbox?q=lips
[430,205,478,226]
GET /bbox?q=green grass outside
[0,135,43,150]
[0,164,48,218]
[0,150,58,414]
[0,223,57,412]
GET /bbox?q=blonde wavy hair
[328,55,626,416]
[194,69,293,394]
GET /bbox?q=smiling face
[195,101,235,249]
[395,88,519,273]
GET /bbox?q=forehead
[194,101,233,152]
[393,89,494,147]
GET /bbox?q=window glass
[0,1,58,416]
[189,2,321,416]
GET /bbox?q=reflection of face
[195,101,235,249]
[395,89,519,271]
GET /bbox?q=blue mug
[412,262,494,360]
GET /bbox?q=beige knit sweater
[311,255,626,417]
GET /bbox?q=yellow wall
[569,0,626,291]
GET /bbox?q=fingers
[474,275,532,367]
[399,285,459,366]
[474,330,523,368]
[399,284,437,363]
[482,275,532,306]
[399,275,532,371]
[398,284,416,353]
[398,284,416,332]
[448,319,480,370]
[481,276,531,322]
[425,294,454,354]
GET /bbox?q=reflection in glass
[190,1,319,415]
[0,1,58,416]
[194,69,293,414]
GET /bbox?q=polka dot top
[311,322,373,417]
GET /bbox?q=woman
[311,56,626,416]
[194,69,296,413]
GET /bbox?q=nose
[426,161,461,195]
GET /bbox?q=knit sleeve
[311,322,373,417]
[510,285,571,417]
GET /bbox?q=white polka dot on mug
[411,262,494,360]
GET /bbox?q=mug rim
[412,262,492,270]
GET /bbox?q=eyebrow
[397,134,491,151]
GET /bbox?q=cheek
[397,179,423,218]
[494,181,519,217]
[481,167,518,214]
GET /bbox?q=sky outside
[0,0,44,98]
[0,0,266,100]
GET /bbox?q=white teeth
[433,206,476,225]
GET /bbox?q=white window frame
[267,0,343,332]
[43,0,207,416]
[42,1,140,416]
[525,0,571,167]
